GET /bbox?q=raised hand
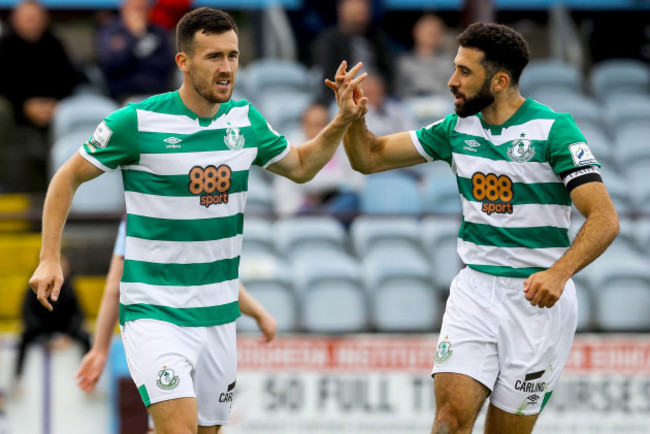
[326,61,368,118]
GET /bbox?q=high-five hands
[325,61,369,118]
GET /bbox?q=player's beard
[190,71,233,104]
[452,77,494,118]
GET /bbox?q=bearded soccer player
[328,22,619,434]
[29,8,368,434]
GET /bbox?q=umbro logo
[463,139,481,152]
[164,137,182,149]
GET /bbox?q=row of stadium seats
[236,214,650,334]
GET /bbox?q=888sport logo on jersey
[471,171,514,215]
[188,164,232,208]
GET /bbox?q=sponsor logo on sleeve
[569,142,597,166]
[91,121,113,149]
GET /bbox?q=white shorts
[432,267,578,415]
[121,319,237,426]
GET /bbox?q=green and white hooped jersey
[411,98,601,278]
[80,91,290,327]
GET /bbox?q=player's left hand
[325,60,368,119]
[523,268,569,308]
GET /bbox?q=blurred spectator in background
[150,0,191,31]
[14,254,91,392]
[394,14,453,98]
[312,0,393,104]
[0,0,85,192]
[0,96,15,191]
[363,74,415,136]
[273,103,363,218]
[97,0,175,103]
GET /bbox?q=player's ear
[176,52,190,73]
[492,71,510,92]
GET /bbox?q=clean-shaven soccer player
[29,8,368,434]
[328,22,619,434]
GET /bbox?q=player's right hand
[28,260,64,311]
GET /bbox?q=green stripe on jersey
[461,222,570,248]
[119,301,241,327]
[123,169,248,196]
[467,264,546,278]
[122,257,240,286]
[125,213,244,242]
[457,178,571,206]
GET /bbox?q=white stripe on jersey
[454,117,555,146]
[80,148,115,172]
[125,234,243,264]
[410,130,434,162]
[461,197,571,229]
[125,191,247,220]
[136,105,251,134]
[453,153,560,184]
[457,238,567,269]
[120,279,239,309]
[122,148,258,175]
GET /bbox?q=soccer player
[29,8,367,434]
[327,23,619,434]
[75,217,277,395]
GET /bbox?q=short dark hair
[457,22,529,86]
[176,8,238,54]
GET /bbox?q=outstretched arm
[29,153,104,311]
[524,182,619,308]
[325,67,427,174]
[239,283,277,344]
[76,254,123,393]
[266,61,369,183]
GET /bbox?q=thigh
[148,397,197,434]
[484,403,538,434]
[195,322,237,427]
[491,279,578,416]
[121,319,202,407]
[433,372,490,432]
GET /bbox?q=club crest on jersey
[507,139,535,162]
[156,366,180,390]
[434,337,453,364]
[224,123,245,150]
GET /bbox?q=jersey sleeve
[547,113,600,175]
[80,104,140,171]
[248,104,290,168]
[411,114,456,165]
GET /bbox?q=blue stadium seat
[246,174,274,216]
[420,216,463,291]
[49,131,125,215]
[360,173,422,215]
[349,215,421,257]
[291,251,367,333]
[532,93,602,132]
[604,95,650,131]
[520,60,585,98]
[421,172,462,215]
[403,95,454,128]
[362,247,439,331]
[242,218,275,256]
[239,253,298,332]
[599,169,635,215]
[274,216,347,261]
[257,89,314,135]
[243,59,315,104]
[614,125,650,169]
[52,94,120,142]
[571,271,594,332]
[589,58,650,102]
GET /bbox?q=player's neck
[178,83,220,118]
[480,92,526,126]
